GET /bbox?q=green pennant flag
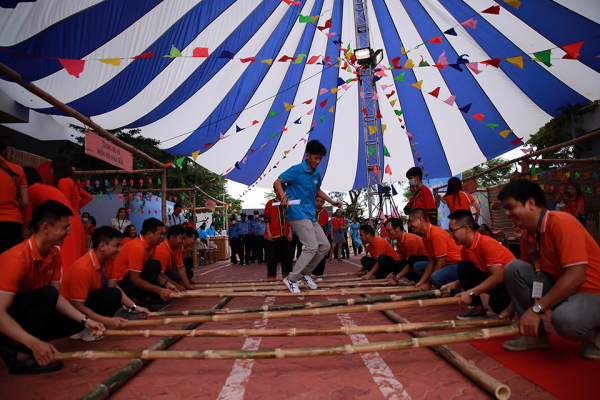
[298,14,314,23]
[419,60,429,66]
[293,54,306,64]
[176,156,186,167]
[318,115,325,123]
[486,123,499,129]
[135,208,138,213]
[415,42,426,49]
[485,203,489,207]
[164,45,182,58]
[268,132,279,138]
[99,193,103,201]
[136,197,139,203]
[347,43,351,51]
[533,49,552,67]
[218,174,222,181]
[394,109,403,116]
[394,72,405,82]
[346,78,353,84]
[158,178,161,184]
[267,110,278,118]
[383,146,391,157]
[586,187,592,194]
[369,146,375,157]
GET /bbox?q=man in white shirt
[166,203,187,227]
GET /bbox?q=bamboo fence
[148,289,448,317]
[96,318,510,338]
[193,276,377,288]
[123,297,461,327]
[191,280,390,292]
[197,271,366,284]
[177,286,419,298]
[56,325,519,361]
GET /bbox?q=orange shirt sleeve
[16,165,27,187]
[174,249,184,267]
[79,186,93,209]
[68,267,93,302]
[153,245,172,273]
[430,230,448,258]
[0,253,29,294]
[550,217,590,268]
[50,250,63,282]
[107,260,116,280]
[128,246,147,273]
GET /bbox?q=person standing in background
[166,203,187,227]
[350,216,362,256]
[252,213,266,264]
[0,141,29,255]
[312,197,329,278]
[110,208,131,234]
[227,215,240,264]
[236,212,251,265]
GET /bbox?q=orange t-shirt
[368,237,400,261]
[61,250,116,301]
[422,224,463,264]
[263,200,290,239]
[121,237,133,246]
[520,211,600,295]
[113,235,155,280]
[568,196,585,216]
[57,177,93,212]
[395,231,427,260]
[154,240,184,273]
[0,238,62,295]
[445,191,476,214]
[332,217,346,230]
[0,157,27,224]
[460,233,515,275]
[21,182,73,232]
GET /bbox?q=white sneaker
[316,278,323,281]
[70,328,104,342]
[299,273,318,289]
[283,277,304,300]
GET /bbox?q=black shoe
[239,262,246,266]
[0,344,17,368]
[231,260,237,264]
[9,356,63,375]
[248,261,254,264]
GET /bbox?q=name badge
[531,280,543,299]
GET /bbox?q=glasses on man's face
[48,222,71,233]
[448,225,466,234]
[407,217,420,226]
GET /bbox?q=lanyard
[34,260,48,288]
[527,210,547,275]
[101,263,108,288]
[139,235,153,260]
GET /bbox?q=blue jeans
[413,261,460,290]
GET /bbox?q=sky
[228,147,525,210]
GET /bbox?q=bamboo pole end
[496,385,511,400]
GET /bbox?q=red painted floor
[0,253,558,400]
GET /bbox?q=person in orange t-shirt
[154,225,195,291]
[383,218,429,285]
[441,210,514,320]
[263,193,293,279]
[498,179,600,360]
[358,225,400,280]
[438,177,480,221]
[404,167,438,225]
[62,227,149,339]
[568,183,586,226]
[0,200,104,375]
[0,141,29,255]
[121,224,137,247]
[408,208,464,292]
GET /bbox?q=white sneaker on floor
[70,328,104,342]
[299,273,318,289]
[283,277,304,300]
[316,278,323,281]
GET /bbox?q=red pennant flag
[391,56,402,69]
[472,113,485,121]
[317,18,332,31]
[282,0,301,5]
[428,36,442,44]
[192,47,209,57]
[319,99,328,108]
[385,164,392,174]
[482,5,500,14]
[562,41,584,59]
[278,55,297,62]
[481,57,501,68]
[510,137,523,146]
[240,57,255,63]
[306,55,320,64]
[252,120,260,125]
[376,109,382,119]
[165,162,172,167]
[204,142,214,148]
[59,59,85,78]
[373,165,378,175]
[360,108,367,114]
[133,51,153,59]
[428,87,440,98]
[303,99,313,104]
[386,90,396,99]
[141,210,144,215]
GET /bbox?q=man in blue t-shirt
[252,212,266,264]
[273,140,343,295]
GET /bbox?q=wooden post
[161,168,167,224]
[192,190,197,268]
[521,159,530,180]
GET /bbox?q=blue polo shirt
[227,224,238,239]
[198,229,208,240]
[206,227,217,236]
[279,160,321,222]
[237,220,250,235]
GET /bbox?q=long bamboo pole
[364,294,511,400]
[73,169,159,175]
[55,325,519,361]
[527,158,600,164]
[123,297,460,327]
[192,281,390,292]
[161,168,167,224]
[193,277,383,289]
[96,318,510,338]
[176,286,418,298]
[148,289,448,317]
[79,297,231,400]
[0,62,166,168]
[197,271,366,284]
[124,187,196,193]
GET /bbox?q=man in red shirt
[312,197,329,277]
[358,225,400,280]
[441,210,514,320]
[383,218,428,285]
[408,208,463,292]
[263,191,293,280]
[0,200,104,375]
[0,141,29,255]
[404,167,437,225]
[154,225,195,291]
[497,179,600,359]
[62,226,150,341]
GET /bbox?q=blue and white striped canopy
[1,0,599,191]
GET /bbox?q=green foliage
[60,126,242,213]
[461,157,513,188]
[526,101,598,162]
[262,189,276,205]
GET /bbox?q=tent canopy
[1,0,599,191]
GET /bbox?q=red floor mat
[471,334,599,400]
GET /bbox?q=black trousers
[457,261,511,314]
[360,254,396,279]
[183,257,195,277]
[391,254,429,282]
[122,260,162,300]
[239,235,250,263]
[230,237,239,262]
[253,236,264,263]
[342,233,350,258]
[0,221,23,255]
[165,268,193,283]
[265,236,293,278]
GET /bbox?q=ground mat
[471,334,599,400]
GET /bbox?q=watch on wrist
[532,304,544,314]
[129,304,137,313]
[468,290,475,299]
[80,315,88,325]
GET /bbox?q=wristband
[162,281,168,288]
[129,304,138,313]
[80,315,88,325]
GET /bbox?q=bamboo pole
[123,296,460,327]
[195,186,228,205]
[148,289,448,317]
[197,271,366,284]
[193,277,382,289]
[73,169,159,175]
[0,62,166,168]
[192,281,390,292]
[528,158,600,164]
[176,286,419,298]
[55,325,519,361]
[161,168,167,224]
[192,192,197,268]
[96,318,510,338]
[124,187,196,193]
[364,294,511,400]
[79,297,231,400]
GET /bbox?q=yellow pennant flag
[411,80,423,90]
[260,143,267,150]
[404,59,414,69]
[498,130,512,138]
[283,102,294,111]
[506,56,523,69]
[540,184,545,190]
[346,66,352,72]
[261,59,273,65]
[329,106,334,113]
[401,47,407,55]
[565,172,571,178]
[284,150,290,155]
[100,58,121,66]
[346,50,353,59]
[191,150,200,161]
[504,0,521,9]
[330,88,339,94]
[309,15,319,23]
[381,124,387,134]
[368,126,378,135]
[390,99,396,107]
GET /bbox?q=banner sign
[85,130,133,172]
[205,199,216,212]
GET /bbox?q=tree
[347,189,365,219]
[60,127,242,214]
[262,190,276,205]
[461,157,514,188]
